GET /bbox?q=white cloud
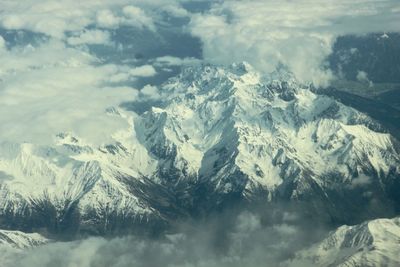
[161,5,189,18]
[96,6,156,31]
[350,174,373,188]
[0,0,178,38]
[67,29,111,45]
[153,56,201,67]
[107,65,157,83]
[122,5,156,31]
[356,71,367,82]
[0,0,195,146]
[356,70,374,87]
[1,0,399,146]
[0,1,96,38]
[96,9,121,29]
[140,84,160,99]
[356,70,368,81]
[0,210,321,267]
[129,65,157,77]
[0,40,139,146]
[189,0,400,87]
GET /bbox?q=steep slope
[0,62,399,235]
[289,217,400,267]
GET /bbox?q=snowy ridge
[0,139,154,215]
[0,230,48,249]
[290,217,400,267]
[0,129,159,234]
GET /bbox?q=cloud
[0,0,185,38]
[350,174,373,188]
[96,6,156,31]
[140,84,160,99]
[96,9,122,29]
[67,29,112,46]
[0,39,139,146]
[107,65,157,83]
[0,208,329,267]
[153,56,201,67]
[0,1,97,38]
[122,6,156,31]
[356,71,368,82]
[129,65,157,77]
[0,0,202,147]
[189,0,400,87]
[3,0,398,89]
[161,5,189,18]
[356,70,373,86]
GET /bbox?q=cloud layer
[0,0,194,146]
[189,0,400,86]
[0,0,399,146]
[0,39,141,145]
[0,209,327,267]
[0,0,188,38]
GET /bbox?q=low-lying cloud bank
[0,209,327,267]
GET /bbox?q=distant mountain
[0,230,48,249]
[0,63,399,237]
[290,217,400,267]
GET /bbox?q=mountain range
[0,63,399,266]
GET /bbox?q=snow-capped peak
[290,217,400,267]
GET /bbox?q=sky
[0,0,399,146]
